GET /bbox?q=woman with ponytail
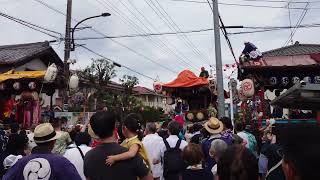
[105,113,151,169]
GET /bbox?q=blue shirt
[3,152,81,180]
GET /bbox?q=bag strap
[76,145,85,160]
[266,159,282,177]
[163,139,171,150]
[175,139,182,149]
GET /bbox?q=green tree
[120,75,139,95]
[78,58,116,110]
[119,75,139,111]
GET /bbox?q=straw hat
[204,117,224,135]
[34,123,60,143]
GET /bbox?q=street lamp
[71,12,111,51]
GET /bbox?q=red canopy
[163,70,208,88]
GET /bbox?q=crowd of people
[0,110,319,180]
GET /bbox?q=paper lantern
[44,63,58,82]
[28,82,36,90]
[13,82,20,90]
[166,97,174,105]
[186,112,195,121]
[0,83,5,90]
[292,77,300,84]
[153,81,162,93]
[238,86,246,101]
[314,76,320,84]
[281,77,289,86]
[303,76,311,83]
[241,79,255,98]
[269,77,277,85]
[69,74,79,90]
[196,112,204,121]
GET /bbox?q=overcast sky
[1,0,320,88]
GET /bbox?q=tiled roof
[0,41,62,66]
[133,86,156,95]
[263,42,320,57]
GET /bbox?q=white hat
[3,155,22,169]
[34,123,60,143]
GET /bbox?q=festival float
[0,64,65,128]
[154,69,226,122]
[237,41,320,127]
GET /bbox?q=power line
[283,2,309,46]
[70,23,320,39]
[225,0,320,3]
[95,0,181,74]
[147,0,210,65]
[79,45,156,81]
[33,0,179,75]
[0,12,61,39]
[124,0,201,72]
[100,0,184,73]
[206,0,238,64]
[104,0,198,72]
[219,15,238,64]
[0,12,62,36]
[74,28,213,39]
[145,0,210,66]
[153,0,210,65]
[165,0,320,9]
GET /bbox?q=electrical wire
[0,12,61,39]
[74,28,213,40]
[283,2,309,46]
[206,0,238,64]
[288,2,294,45]
[95,0,180,74]
[33,0,179,76]
[105,0,198,72]
[79,45,156,81]
[145,0,211,66]
[225,0,320,3]
[165,0,320,9]
[153,0,210,64]
[124,0,201,72]
[32,0,161,81]
[103,0,184,72]
[70,23,320,39]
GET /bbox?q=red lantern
[241,79,255,98]
[153,82,162,93]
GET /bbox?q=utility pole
[63,0,72,107]
[64,0,72,62]
[212,0,225,118]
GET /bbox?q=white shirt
[158,135,188,159]
[211,164,218,175]
[142,133,163,178]
[27,133,37,150]
[237,131,249,148]
[64,144,92,180]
